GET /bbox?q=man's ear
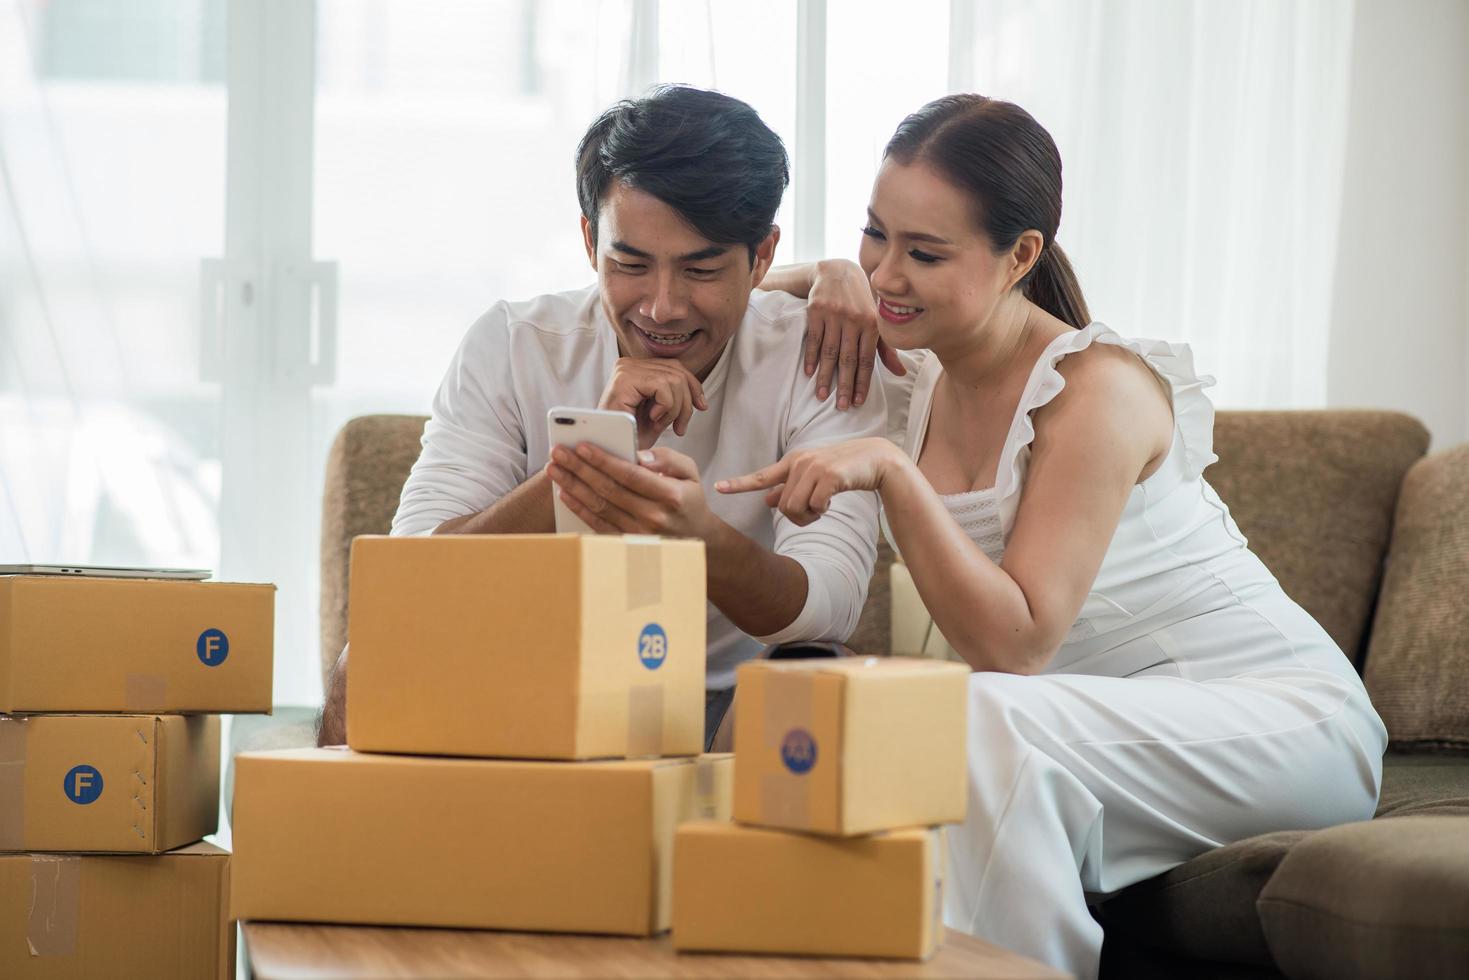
[581,215,598,271]
[748,225,781,288]
[1007,229,1044,290]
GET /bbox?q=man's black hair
[576,85,790,264]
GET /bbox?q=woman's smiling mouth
[877,297,924,324]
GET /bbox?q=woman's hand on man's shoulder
[804,258,906,410]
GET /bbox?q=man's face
[583,182,779,381]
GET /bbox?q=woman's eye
[860,225,886,241]
[909,249,941,264]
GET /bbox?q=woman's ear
[1008,229,1045,289]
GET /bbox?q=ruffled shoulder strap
[880,348,937,452]
[993,322,1218,502]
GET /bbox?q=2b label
[638,624,668,670]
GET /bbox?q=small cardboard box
[0,714,219,853]
[0,841,233,978]
[673,821,944,959]
[733,657,969,835]
[347,534,706,759]
[0,576,275,713]
[231,747,733,936]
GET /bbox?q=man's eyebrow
[610,240,653,259]
[678,245,730,263]
[608,240,730,263]
[866,208,952,246]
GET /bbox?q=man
[318,85,885,748]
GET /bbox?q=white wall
[1327,0,1469,449]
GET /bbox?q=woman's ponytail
[1025,243,1090,329]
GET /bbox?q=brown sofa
[311,409,1469,979]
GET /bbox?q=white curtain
[2,0,1359,707]
[0,0,227,568]
[948,0,1357,408]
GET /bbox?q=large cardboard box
[0,841,233,978]
[673,821,944,959]
[231,747,732,935]
[0,576,274,713]
[347,534,706,759]
[0,713,219,853]
[733,657,969,835]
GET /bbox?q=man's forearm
[435,468,556,535]
[704,520,809,637]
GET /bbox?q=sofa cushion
[1374,752,1469,818]
[847,538,896,654]
[319,414,429,687]
[1096,753,1469,967]
[1096,830,1308,967]
[1258,816,1469,980]
[1364,443,1469,751]
[1208,411,1429,668]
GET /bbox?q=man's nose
[641,273,689,324]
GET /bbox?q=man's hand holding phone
[598,357,709,451]
[547,443,723,541]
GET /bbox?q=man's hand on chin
[546,443,722,540]
[598,357,708,451]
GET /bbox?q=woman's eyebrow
[866,209,952,245]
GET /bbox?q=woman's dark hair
[885,95,1090,328]
[576,85,789,264]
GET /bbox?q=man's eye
[687,267,718,277]
[613,260,646,272]
[860,225,886,241]
[909,250,942,264]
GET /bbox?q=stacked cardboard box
[0,574,275,977]
[673,656,972,960]
[231,534,734,936]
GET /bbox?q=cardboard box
[347,534,706,759]
[0,841,233,978]
[0,576,275,713]
[673,821,944,959]
[231,747,732,935]
[0,713,219,853]
[733,657,969,835]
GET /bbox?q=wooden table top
[241,922,1065,979]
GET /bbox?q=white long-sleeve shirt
[391,284,885,689]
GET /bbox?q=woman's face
[857,158,1024,352]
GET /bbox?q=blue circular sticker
[638,623,667,670]
[781,728,818,774]
[63,765,104,805]
[196,628,229,666]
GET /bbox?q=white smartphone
[547,406,639,534]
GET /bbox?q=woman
[724,95,1385,978]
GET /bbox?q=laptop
[0,564,213,581]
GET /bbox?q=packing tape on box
[627,683,664,758]
[0,717,26,849]
[27,855,80,956]
[125,673,168,711]
[759,670,816,827]
[625,538,663,611]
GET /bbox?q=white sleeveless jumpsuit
[881,323,1387,978]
